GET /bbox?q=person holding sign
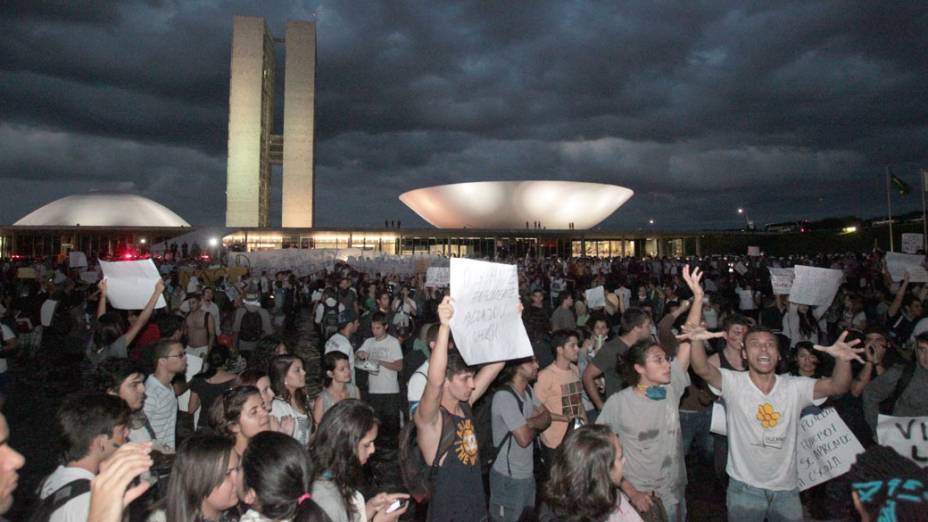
[863,332,928,435]
[690,326,864,522]
[414,297,506,522]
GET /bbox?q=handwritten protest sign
[425,267,449,288]
[69,251,88,268]
[747,246,761,257]
[789,265,843,307]
[769,268,795,295]
[449,258,533,365]
[878,415,928,468]
[796,408,865,490]
[585,286,606,309]
[901,233,924,254]
[885,252,928,284]
[99,259,167,310]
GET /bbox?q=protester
[489,356,551,522]
[309,399,408,522]
[269,354,312,445]
[356,312,403,442]
[89,279,164,365]
[144,340,188,451]
[413,296,505,521]
[324,314,359,387]
[234,292,274,355]
[209,385,274,457]
[313,351,360,425]
[152,434,241,522]
[0,412,25,520]
[188,345,239,430]
[183,293,216,359]
[86,442,153,522]
[862,330,928,433]
[539,424,641,522]
[536,329,587,456]
[240,431,330,522]
[582,307,652,411]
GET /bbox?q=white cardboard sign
[901,233,924,255]
[769,268,795,295]
[878,415,928,468]
[425,267,450,288]
[885,252,928,284]
[747,246,761,257]
[449,258,533,365]
[789,265,843,307]
[796,408,865,490]
[99,259,167,310]
[585,286,606,309]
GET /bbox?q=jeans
[664,499,687,522]
[727,478,803,522]
[680,409,713,463]
[489,470,535,522]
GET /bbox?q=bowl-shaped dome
[14,194,191,227]
[399,181,633,229]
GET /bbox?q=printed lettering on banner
[585,286,606,309]
[878,415,928,468]
[788,266,843,307]
[885,252,928,284]
[99,259,167,310]
[796,408,865,490]
[69,251,88,268]
[425,267,450,288]
[449,258,533,365]
[901,233,924,255]
[768,268,795,295]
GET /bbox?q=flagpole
[887,167,894,252]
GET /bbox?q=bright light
[648,219,655,225]
[139,238,147,244]
[737,208,744,214]
[123,253,134,260]
[209,237,219,247]
[842,226,858,233]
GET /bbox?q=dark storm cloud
[0,0,926,229]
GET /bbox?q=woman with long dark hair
[155,434,241,522]
[309,399,408,522]
[540,424,640,522]
[240,431,330,522]
[312,351,359,425]
[269,355,312,445]
[189,345,239,430]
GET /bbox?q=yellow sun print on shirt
[455,419,479,465]
[755,403,781,428]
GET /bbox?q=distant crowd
[0,249,924,521]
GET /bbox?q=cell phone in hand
[386,499,407,513]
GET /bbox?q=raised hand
[437,296,454,326]
[676,323,726,342]
[814,331,865,363]
[682,265,704,296]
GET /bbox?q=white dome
[14,194,191,227]
[399,181,634,229]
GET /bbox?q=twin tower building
[226,16,316,228]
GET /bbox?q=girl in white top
[269,355,313,445]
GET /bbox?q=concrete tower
[226,16,316,228]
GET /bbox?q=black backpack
[321,302,340,339]
[239,310,263,342]
[484,386,531,475]
[29,478,91,522]
[398,402,472,504]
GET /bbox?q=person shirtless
[183,294,215,359]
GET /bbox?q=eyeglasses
[162,353,186,359]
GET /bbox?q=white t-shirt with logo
[358,335,403,394]
[720,369,816,491]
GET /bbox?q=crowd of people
[0,249,925,521]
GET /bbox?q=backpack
[483,386,531,475]
[28,478,91,522]
[398,402,472,504]
[239,310,263,342]
[879,362,918,415]
[321,302,340,340]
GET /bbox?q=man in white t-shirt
[39,394,130,522]
[690,326,863,521]
[357,312,403,442]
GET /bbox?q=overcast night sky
[1,1,926,231]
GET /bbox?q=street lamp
[208,237,219,248]
[648,219,654,225]
[737,208,753,230]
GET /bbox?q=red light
[123,253,134,259]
